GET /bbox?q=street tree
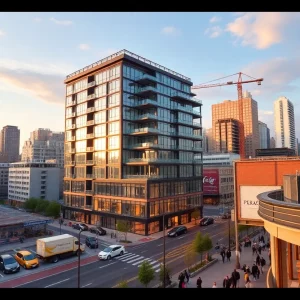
[116,280,129,288]
[159,264,171,287]
[116,220,131,242]
[138,260,155,288]
[45,201,60,218]
[193,232,206,263]
[202,234,213,261]
[24,198,39,211]
[184,245,197,269]
[35,199,50,214]
[191,209,200,225]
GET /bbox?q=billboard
[240,186,281,220]
[203,169,219,195]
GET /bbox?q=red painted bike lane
[0,255,99,288]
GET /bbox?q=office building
[215,118,239,154]
[201,153,240,166]
[63,49,203,235]
[0,163,9,200]
[8,162,60,206]
[258,121,270,149]
[203,128,214,153]
[274,96,296,150]
[212,95,259,158]
[256,147,296,157]
[270,137,276,149]
[0,125,20,163]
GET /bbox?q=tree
[45,201,60,218]
[159,264,171,287]
[193,232,206,263]
[24,198,39,211]
[35,199,50,214]
[184,245,197,269]
[202,234,213,260]
[138,260,155,288]
[116,280,129,288]
[116,220,131,242]
[191,209,200,225]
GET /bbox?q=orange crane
[192,72,263,159]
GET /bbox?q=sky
[0,12,300,150]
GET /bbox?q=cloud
[49,17,73,26]
[161,26,181,36]
[0,30,5,37]
[204,26,223,38]
[0,59,75,105]
[210,16,222,23]
[78,43,90,51]
[226,12,300,49]
[33,17,42,22]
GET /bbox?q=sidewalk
[174,233,269,288]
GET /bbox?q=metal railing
[86,160,94,164]
[86,107,95,113]
[87,81,96,87]
[87,120,94,126]
[133,113,158,120]
[86,133,94,139]
[135,74,158,82]
[85,190,93,194]
[86,147,94,152]
[66,49,191,81]
[131,127,159,134]
[133,99,157,107]
[135,86,158,94]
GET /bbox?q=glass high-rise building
[63,50,203,235]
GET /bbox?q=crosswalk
[114,252,162,272]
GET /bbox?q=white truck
[36,234,85,263]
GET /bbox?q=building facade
[63,50,203,235]
[201,153,240,166]
[258,121,270,149]
[8,162,60,206]
[0,125,20,163]
[215,118,239,154]
[212,97,259,158]
[0,163,9,200]
[270,137,276,148]
[274,96,296,151]
[21,128,64,168]
[203,128,214,153]
[255,147,296,157]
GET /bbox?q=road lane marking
[82,283,92,288]
[0,273,3,278]
[218,238,224,241]
[151,263,161,269]
[126,256,144,264]
[119,255,140,262]
[157,244,163,247]
[98,262,117,269]
[140,250,148,254]
[115,253,136,260]
[44,278,70,288]
[132,258,151,266]
[202,228,207,231]
[178,236,185,239]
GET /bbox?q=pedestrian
[244,271,251,288]
[196,276,202,288]
[178,272,185,288]
[184,269,190,283]
[252,244,257,255]
[220,249,225,263]
[256,254,261,266]
[258,245,262,255]
[226,249,231,262]
[231,269,240,288]
[212,281,217,288]
[223,275,230,288]
[251,263,258,281]
[268,249,271,265]
[260,256,266,274]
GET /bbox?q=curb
[189,258,218,278]
[152,282,177,288]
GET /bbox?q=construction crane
[192,72,263,159]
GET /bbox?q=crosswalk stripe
[148,260,159,266]
[155,269,161,273]
[115,253,136,260]
[119,254,140,262]
[132,258,151,266]
[151,264,161,270]
[126,256,145,264]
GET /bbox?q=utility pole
[162,213,166,288]
[78,229,82,288]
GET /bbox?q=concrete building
[0,163,9,200]
[212,94,259,158]
[258,121,270,149]
[201,153,240,166]
[270,137,276,148]
[274,96,296,151]
[21,128,64,168]
[215,118,239,154]
[0,125,20,163]
[8,162,60,206]
[63,49,203,235]
[203,128,214,153]
[256,147,296,157]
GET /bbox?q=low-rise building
[8,161,61,206]
[0,163,9,200]
[201,153,240,166]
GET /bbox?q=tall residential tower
[63,50,203,235]
[0,125,20,163]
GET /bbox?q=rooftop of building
[9,161,59,168]
[0,163,10,168]
[65,49,191,82]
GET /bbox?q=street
[2,217,233,288]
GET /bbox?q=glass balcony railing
[86,133,94,139]
[87,94,96,100]
[87,120,94,126]
[66,124,76,130]
[70,148,76,153]
[66,100,76,107]
[87,81,96,88]
[85,190,93,194]
[65,161,75,166]
[133,99,158,107]
[135,86,158,95]
[86,174,94,178]
[84,205,93,210]
[135,74,158,83]
[86,160,94,164]
[124,174,162,179]
[133,113,158,121]
[86,147,94,152]
[130,142,160,149]
[126,158,180,163]
[193,121,201,127]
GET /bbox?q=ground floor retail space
[63,206,203,236]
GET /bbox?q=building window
[108,136,119,149]
[108,150,119,163]
[108,121,119,135]
[108,167,119,179]
[108,107,120,121]
[94,138,106,151]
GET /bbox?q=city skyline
[0,12,300,148]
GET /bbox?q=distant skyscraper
[274,96,296,150]
[258,121,270,149]
[212,94,259,158]
[0,125,20,163]
[270,137,276,148]
[205,128,214,153]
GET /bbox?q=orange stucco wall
[235,159,300,222]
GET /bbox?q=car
[0,254,20,274]
[167,226,188,237]
[221,212,231,219]
[85,236,98,249]
[89,227,106,236]
[72,223,89,231]
[14,250,39,269]
[98,245,125,260]
[199,217,214,226]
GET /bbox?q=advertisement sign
[240,186,281,220]
[203,169,219,195]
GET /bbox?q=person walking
[223,275,230,288]
[178,272,185,288]
[212,282,217,288]
[251,263,259,281]
[220,248,225,263]
[231,269,240,288]
[196,276,202,288]
[244,271,251,288]
[184,269,190,284]
[260,256,266,274]
[226,249,231,262]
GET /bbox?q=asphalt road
[14,218,233,288]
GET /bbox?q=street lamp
[78,229,82,288]
[162,213,166,288]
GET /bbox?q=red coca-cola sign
[203,169,219,195]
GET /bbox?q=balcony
[134,86,158,96]
[87,81,96,88]
[85,190,93,195]
[124,174,162,179]
[66,100,76,107]
[87,120,95,126]
[171,92,202,107]
[70,148,76,153]
[65,161,75,166]
[86,160,94,165]
[86,133,94,139]
[192,121,201,128]
[86,147,94,152]
[87,94,96,100]
[133,99,158,108]
[129,127,159,135]
[84,205,93,210]
[132,113,158,122]
[130,142,160,149]
[66,124,76,130]
[86,174,94,178]
[68,136,75,141]
[87,107,95,113]
[125,158,180,164]
[135,74,158,84]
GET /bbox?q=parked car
[98,245,125,260]
[89,227,106,236]
[199,217,214,226]
[14,250,39,269]
[0,254,20,274]
[72,223,89,231]
[85,236,98,249]
[221,212,231,219]
[167,226,187,237]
